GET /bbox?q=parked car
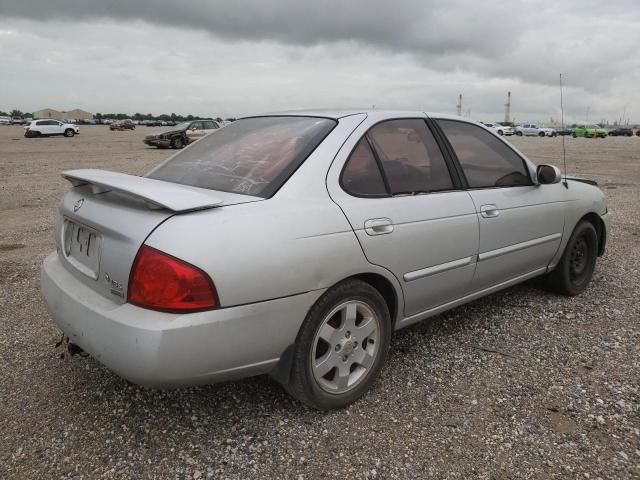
[573,124,608,138]
[481,122,514,136]
[24,119,79,137]
[41,110,609,410]
[143,119,220,149]
[10,116,25,125]
[110,119,136,131]
[607,127,633,137]
[0,116,10,125]
[145,120,162,127]
[515,124,557,137]
[556,127,574,136]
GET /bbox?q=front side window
[437,120,532,188]
[148,116,336,197]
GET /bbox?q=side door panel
[326,114,479,317]
[436,118,567,292]
[342,193,479,316]
[467,186,565,291]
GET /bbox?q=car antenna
[559,73,569,189]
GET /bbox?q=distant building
[33,108,93,120]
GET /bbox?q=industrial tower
[504,91,511,124]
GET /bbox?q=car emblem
[73,198,85,212]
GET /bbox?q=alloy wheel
[311,300,380,394]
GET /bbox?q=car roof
[247,109,476,121]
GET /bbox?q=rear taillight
[128,245,219,312]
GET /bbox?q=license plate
[63,219,101,279]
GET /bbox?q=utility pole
[456,94,462,116]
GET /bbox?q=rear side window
[368,119,453,194]
[341,138,387,196]
[148,116,336,197]
[438,120,532,188]
[341,119,454,196]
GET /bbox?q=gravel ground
[0,126,638,479]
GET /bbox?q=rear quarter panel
[144,113,405,311]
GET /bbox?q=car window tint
[438,120,532,188]
[190,122,203,130]
[148,116,336,197]
[341,137,387,196]
[203,121,216,129]
[368,119,453,194]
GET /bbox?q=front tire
[516,131,523,136]
[64,129,75,137]
[286,279,391,410]
[497,130,504,136]
[171,136,184,149]
[539,131,545,137]
[543,221,598,296]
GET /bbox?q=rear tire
[497,130,504,136]
[286,279,391,410]
[64,129,75,137]
[539,131,545,137]
[543,221,598,296]
[516,131,523,136]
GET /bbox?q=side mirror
[537,164,562,184]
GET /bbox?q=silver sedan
[41,110,610,410]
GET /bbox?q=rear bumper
[41,252,323,387]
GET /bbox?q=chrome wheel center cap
[341,339,355,355]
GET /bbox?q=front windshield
[147,116,336,197]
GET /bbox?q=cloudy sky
[1,0,638,123]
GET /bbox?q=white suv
[515,123,557,137]
[481,122,515,136]
[24,119,80,138]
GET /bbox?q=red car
[110,120,136,131]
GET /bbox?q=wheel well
[579,212,605,256]
[351,273,399,324]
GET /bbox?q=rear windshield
[147,116,336,197]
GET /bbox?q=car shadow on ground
[57,281,553,425]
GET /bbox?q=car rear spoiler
[62,169,223,212]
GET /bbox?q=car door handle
[480,204,500,218]
[364,218,394,236]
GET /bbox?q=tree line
[0,109,236,122]
[94,113,236,122]
[0,109,33,118]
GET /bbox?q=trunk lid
[56,169,261,303]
